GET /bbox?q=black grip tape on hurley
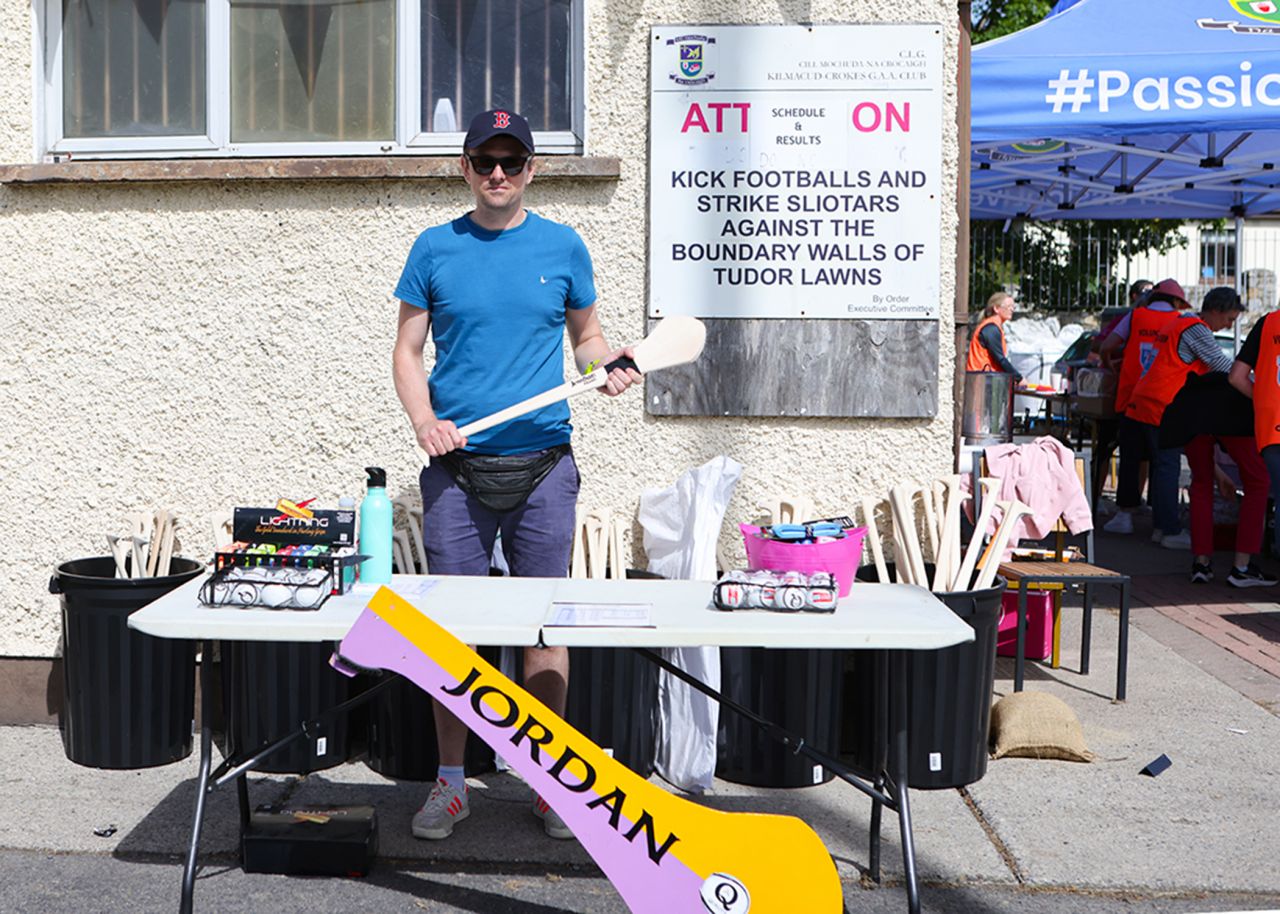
[602,355,639,374]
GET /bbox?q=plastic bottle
[338,496,357,588]
[358,467,393,584]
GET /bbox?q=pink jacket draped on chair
[977,437,1094,544]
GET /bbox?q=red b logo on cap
[494,111,511,128]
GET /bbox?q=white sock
[438,765,465,787]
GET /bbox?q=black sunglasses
[466,154,531,176]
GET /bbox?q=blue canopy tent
[971,0,1280,221]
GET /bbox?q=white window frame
[34,0,585,161]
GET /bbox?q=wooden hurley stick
[932,475,964,593]
[953,478,1001,593]
[973,501,1034,591]
[106,535,129,579]
[859,496,890,585]
[146,511,168,578]
[157,517,176,577]
[918,486,939,563]
[889,485,928,587]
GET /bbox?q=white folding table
[130,574,974,914]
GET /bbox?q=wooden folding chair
[973,450,1133,701]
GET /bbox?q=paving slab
[0,727,299,857]
[970,603,1280,894]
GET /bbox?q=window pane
[62,0,207,138]
[230,0,395,143]
[421,0,572,136]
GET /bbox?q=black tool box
[241,804,377,877]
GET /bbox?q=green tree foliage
[968,0,1192,312]
[972,0,1054,44]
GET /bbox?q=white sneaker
[411,779,469,840]
[1160,530,1192,550]
[532,794,573,840]
[1151,529,1164,544]
[1103,512,1134,534]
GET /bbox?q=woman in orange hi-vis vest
[1230,302,1280,581]
[966,291,1022,381]
[1099,278,1189,537]
[1124,289,1237,553]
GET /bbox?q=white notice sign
[648,24,943,320]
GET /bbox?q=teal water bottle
[358,467,393,584]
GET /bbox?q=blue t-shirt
[394,211,597,455]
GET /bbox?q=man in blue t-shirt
[391,108,641,843]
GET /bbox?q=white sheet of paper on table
[545,602,654,628]
[352,578,439,598]
[395,578,439,597]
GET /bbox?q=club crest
[1231,0,1280,23]
[1200,0,1280,31]
[665,33,716,86]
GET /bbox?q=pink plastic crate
[740,524,867,598]
[996,590,1053,660]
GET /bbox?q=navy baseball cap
[463,109,535,154]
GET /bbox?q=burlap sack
[989,691,1094,762]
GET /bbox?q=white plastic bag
[638,455,744,793]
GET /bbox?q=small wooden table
[998,560,1132,700]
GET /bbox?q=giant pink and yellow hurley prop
[332,586,842,914]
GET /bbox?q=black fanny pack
[436,445,570,513]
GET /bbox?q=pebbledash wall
[0,0,960,659]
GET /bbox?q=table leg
[1015,585,1029,692]
[1117,580,1130,702]
[889,651,921,914]
[869,649,887,884]
[1051,591,1062,670]
[1080,584,1093,675]
[869,775,883,884]
[181,641,215,914]
[237,774,251,840]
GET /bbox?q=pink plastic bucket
[740,524,867,598]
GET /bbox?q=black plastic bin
[51,555,204,769]
[715,647,844,788]
[565,646,658,778]
[366,643,659,781]
[364,646,502,781]
[221,640,354,774]
[847,564,1004,790]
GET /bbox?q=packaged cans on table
[713,569,839,613]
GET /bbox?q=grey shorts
[419,449,580,578]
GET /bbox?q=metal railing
[970,219,1280,314]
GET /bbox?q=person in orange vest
[1122,289,1241,551]
[1153,288,1272,587]
[966,291,1022,382]
[1230,299,1280,577]
[1100,278,1190,536]
[1094,279,1154,351]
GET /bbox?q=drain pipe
[953,0,973,465]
